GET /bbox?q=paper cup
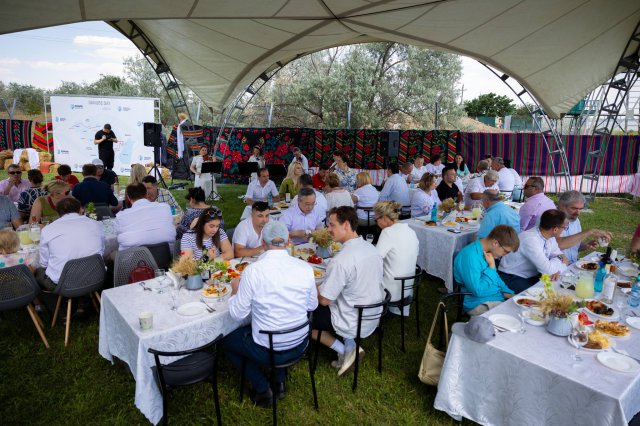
[139,311,153,331]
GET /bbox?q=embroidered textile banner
[0,119,33,151]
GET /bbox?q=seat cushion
[160,352,215,387]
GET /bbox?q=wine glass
[569,324,588,365]
[154,269,166,293]
[517,309,527,334]
[616,248,626,263]
[167,282,178,311]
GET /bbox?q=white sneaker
[331,353,345,369]
[337,347,364,376]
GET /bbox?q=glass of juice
[575,272,594,299]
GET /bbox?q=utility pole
[346,100,352,129]
[434,102,439,129]
[460,84,465,105]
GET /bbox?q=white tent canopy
[2,0,639,118]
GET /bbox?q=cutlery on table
[492,324,509,333]
[139,282,151,291]
[610,347,640,363]
[199,298,216,312]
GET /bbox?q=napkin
[166,270,183,287]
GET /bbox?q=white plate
[312,267,325,282]
[523,288,546,299]
[596,351,640,373]
[143,279,170,292]
[583,303,619,321]
[567,334,616,352]
[626,317,640,330]
[573,260,599,273]
[512,295,542,307]
[201,284,231,299]
[176,302,207,316]
[488,314,521,332]
[618,265,639,277]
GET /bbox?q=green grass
[1,170,639,425]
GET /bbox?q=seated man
[93,159,118,190]
[71,164,119,208]
[232,201,270,258]
[291,174,327,218]
[312,164,329,191]
[35,197,105,290]
[470,159,490,179]
[519,177,556,231]
[225,221,317,407]
[278,187,325,244]
[555,190,611,263]
[454,225,518,315]
[491,156,517,195]
[141,175,179,212]
[114,183,176,251]
[463,169,499,209]
[312,207,385,376]
[477,190,521,238]
[436,165,463,203]
[0,164,31,202]
[0,195,22,230]
[379,162,410,206]
[498,209,569,293]
[245,168,280,205]
[399,162,414,184]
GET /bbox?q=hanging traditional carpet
[0,119,33,151]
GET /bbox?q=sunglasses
[205,208,223,218]
[8,171,21,175]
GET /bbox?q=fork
[139,281,152,291]
[199,298,216,313]
[611,347,640,363]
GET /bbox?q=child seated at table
[0,228,33,270]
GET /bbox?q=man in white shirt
[410,157,427,182]
[399,162,414,184]
[224,221,317,407]
[292,147,309,173]
[232,201,270,258]
[278,188,325,243]
[312,206,385,376]
[379,163,410,206]
[555,190,611,263]
[463,169,499,209]
[245,168,280,205]
[291,174,327,218]
[491,157,516,195]
[114,183,176,251]
[35,197,105,290]
[498,209,569,293]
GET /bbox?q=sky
[0,21,519,105]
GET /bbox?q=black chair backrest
[390,266,423,306]
[0,265,39,311]
[93,203,115,219]
[143,242,172,270]
[259,315,312,368]
[354,289,391,338]
[55,254,106,298]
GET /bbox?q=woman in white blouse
[324,172,354,212]
[190,146,217,199]
[351,171,379,227]
[374,201,419,316]
[411,173,440,217]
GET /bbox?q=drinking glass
[29,225,41,244]
[616,248,627,263]
[569,324,588,365]
[154,269,166,293]
[517,310,527,334]
[598,236,609,247]
[366,234,374,244]
[167,282,178,311]
[458,202,465,211]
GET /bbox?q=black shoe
[71,306,89,321]
[249,388,273,408]
[276,382,286,400]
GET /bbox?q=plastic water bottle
[593,261,606,293]
[628,276,640,308]
[409,181,414,189]
[430,203,438,222]
[267,193,273,208]
[170,205,176,215]
[601,265,617,304]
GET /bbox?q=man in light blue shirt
[454,225,519,315]
[379,163,410,206]
[477,190,521,238]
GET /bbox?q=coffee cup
[139,311,153,331]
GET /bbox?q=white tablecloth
[98,278,246,424]
[434,283,640,425]
[402,219,477,291]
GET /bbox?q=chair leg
[64,299,72,347]
[352,338,360,392]
[271,370,278,426]
[378,326,383,373]
[212,362,222,426]
[312,330,322,375]
[51,295,62,328]
[94,291,101,305]
[90,294,99,313]
[31,303,45,329]
[26,305,49,349]
[307,345,319,410]
[238,358,245,402]
[415,288,421,337]
[400,311,406,353]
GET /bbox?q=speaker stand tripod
[200,161,224,202]
[149,146,167,189]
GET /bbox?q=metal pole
[434,102,439,129]
[264,103,269,127]
[346,101,352,129]
[195,99,202,125]
[267,103,273,127]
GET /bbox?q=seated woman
[129,163,147,185]
[324,172,354,212]
[29,180,69,224]
[180,207,233,261]
[279,161,303,199]
[410,173,440,217]
[373,201,419,316]
[17,169,47,222]
[351,171,379,227]
[177,187,224,239]
[54,164,80,189]
[454,153,470,177]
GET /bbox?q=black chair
[93,202,115,219]
[149,334,224,426]
[173,239,181,260]
[437,289,471,350]
[51,254,106,346]
[399,205,411,220]
[143,242,172,271]
[388,266,424,352]
[239,316,318,426]
[0,265,49,348]
[225,227,235,243]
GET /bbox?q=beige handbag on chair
[418,301,448,385]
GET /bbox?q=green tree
[1,82,45,115]
[464,93,515,117]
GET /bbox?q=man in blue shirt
[379,163,410,206]
[71,164,119,208]
[477,190,521,238]
[454,225,519,315]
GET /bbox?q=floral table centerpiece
[539,293,581,336]
[309,228,336,258]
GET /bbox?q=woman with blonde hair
[29,180,70,224]
[129,163,147,185]
[279,161,304,199]
[373,200,419,316]
[351,171,379,227]
[410,173,440,217]
[324,172,354,212]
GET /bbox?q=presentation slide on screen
[50,95,158,175]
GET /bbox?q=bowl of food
[581,330,613,351]
[584,300,617,319]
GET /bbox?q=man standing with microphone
[94,123,118,170]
